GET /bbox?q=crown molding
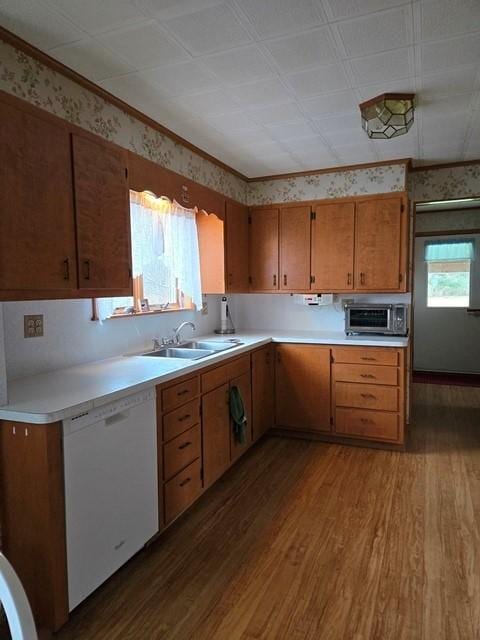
[0,26,248,182]
[410,159,480,172]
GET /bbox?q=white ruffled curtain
[98,192,202,319]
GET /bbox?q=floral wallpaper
[410,165,480,202]
[246,163,407,205]
[0,39,247,203]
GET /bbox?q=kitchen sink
[142,347,215,360]
[181,340,241,351]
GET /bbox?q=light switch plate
[24,314,44,338]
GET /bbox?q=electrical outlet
[24,314,44,338]
[201,297,208,315]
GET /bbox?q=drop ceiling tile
[46,0,146,34]
[49,39,135,81]
[248,102,305,125]
[163,4,252,55]
[302,90,358,117]
[322,126,369,147]
[335,143,377,162]
[175,87,241,115]
[420,0,480,41]
[420,143,464,163]
[323,0,407,20]
[229,77,292,108]
[98,21,188,70]
[283,135,330,154]
[221,128,276,148]
[261,155,304,173]
[420,67,479,100]
[286,63,350,98]
[98,73,166,107]
[203,110,258,132]
[299,149,340,170]
[201,45,275,85]
[335,7,410,57]
[0,0,84,49]
[266,120,317,142]
[264,27,337,74]
[356,78,416,101]
[421,33,480,75]
[136,0,222,21]
[315,112,362,132]
[141,61,220,97]
[349,48,413,87]
[235,0,324,39]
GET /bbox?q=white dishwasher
[63,389,158,611]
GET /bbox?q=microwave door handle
[386,307,392,331]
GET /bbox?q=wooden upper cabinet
[355,196,406,291]
[252,345,274,441]
[280,206,311,291]
[197,212,225,294]
[249,208,279,291]
[275,344,331,432]
[0,98,77,295]
[225,201,249,292]
[312,202,355,291]
[72,134,132,293]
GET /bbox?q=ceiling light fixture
[359,93,415,139]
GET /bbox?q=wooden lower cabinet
[275,344,331,432]
[164,459,202,525]
[230,371,252,462]
[202,383,231,488]
[252,344,274,440]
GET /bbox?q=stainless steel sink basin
[142,347,215,360]
[181,340,240,351]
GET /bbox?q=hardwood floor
[50,383,479,639]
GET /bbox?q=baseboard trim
[413,370,480,386]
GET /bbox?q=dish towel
[229,386,247,444]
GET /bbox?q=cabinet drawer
[335,408,399,442]
[164,458,202,524]
[334,363,398,386]
[333,348,399,366]
[163,399,200,442]
[164,424,201,481]
[162,376,199,412]
[335,382,399,412]
[201,355,250,394]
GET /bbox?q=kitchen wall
[229,293,411,333]
[414,208,480,374]
[3,297,220,381]
[246,162,407,205]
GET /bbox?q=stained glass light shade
[359,93,415,139]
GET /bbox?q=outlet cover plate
[24,314,44,338]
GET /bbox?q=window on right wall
[425,239,475,308]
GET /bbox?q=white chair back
[0,553,37,640]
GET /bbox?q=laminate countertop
[0,331,409,424]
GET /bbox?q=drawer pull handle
[178,414,191,422]
[347,272,352,285]
[63,258,70,280]
[83,259,91,280]
[361,357,376,361]
[273,274,277,287]
[361,393,376,400]
[179,477,191,487]
[177,389,190,396]
[360,418,375,425]
[360,374,375,379]
[283,274,287,286]
[178,441,192,450]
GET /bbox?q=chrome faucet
[173,321,196,344]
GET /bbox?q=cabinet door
[312,202,355,291]
[72,134,132,293]
[249,208,279,291]
[0,99,77,294]
[252,345,274,440]
[355,197,405,291]
[275,344,331,432]
[280,206,311,291]
[226,201,249,292]
[230,371,252,462]
[202,383,230,488]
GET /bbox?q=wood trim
[415,206,480,215]
[249,190,408,211]
[410,159,480,172]
[412,370,480,386]
[247,158,411,183]
[0,26,247,181]
[415,228,480,237]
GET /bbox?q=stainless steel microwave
[345,303,409,336]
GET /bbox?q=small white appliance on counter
[62,389,158,611]
[215,296,235,334]
[344,303,409,336]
